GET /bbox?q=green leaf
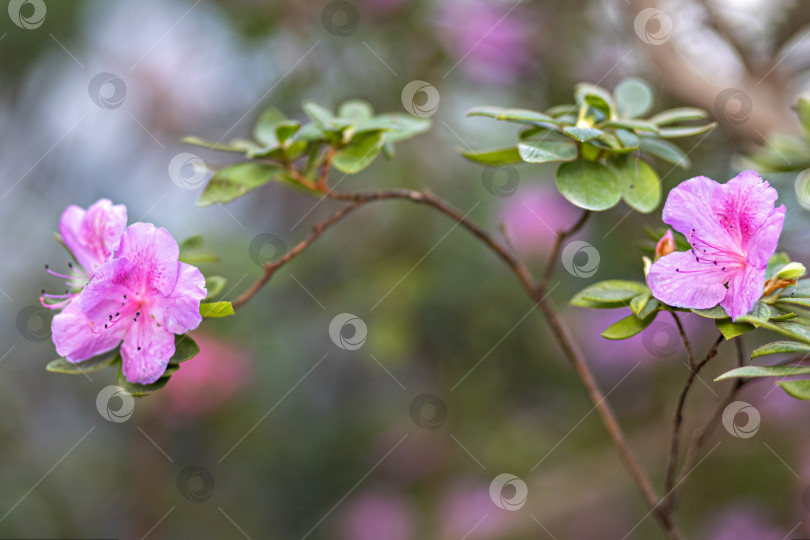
[460,147,523,166]
[518,141,578,163]
[178,235,219,264]
[600,120,659,133]
[253,107,286,147]
[602,312,656,340]
[716,365,810,381]
[658,123,717,138]
[302,101,338,131]
[546,104,577,117]
[467,106,555,126]
[612,156,661,213]
[555,158,621,211]
[574,83,615,118]
[562,126,603,143]
[571,280,649,307]
[338,100,374,121]
[639,137,690,168]
[614,78,653,119]
[638,298,660,319]
[691,305,729,319]
[765,252,791,279]
[778,379,810,400]
[200,301,235,318]
[716,319,755,339]
[734,317,810,346]
[648,107,708,126]
[615,129,640,150]
[355,114,431,142]
[630,293,650,316]
[751,340,810,359]
[333,131,385,174]
[275,121,301,145]
[170,334,200,364]
[181,136,258,154]
[47,351,119,375]
[197,162,282,207]
[116,366,171,397]
[205,275,227,299]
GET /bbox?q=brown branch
[671,337,747,506]
[537,209,591,294]
[231,188,682,539]
[670,312,695,369]
[662,334,724,514]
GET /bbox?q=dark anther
[115,312,119,316]
[104,324,108,329]
[713,261,717,265]
[123,294,127,299]
[137,346,141,351]
[41,289,45,294]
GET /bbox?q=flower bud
[655,229,676,260]
[775,262,806,280]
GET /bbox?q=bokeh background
[2,0,810,538]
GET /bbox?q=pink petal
[52,300,126,362]
[59,199,127,274]
[79,258,135,320]
[153,262,206,334]
[647,251,729,310]
[714,170,779,254]
[662,176,730,252]
[721,264,766,320]
[745,205,786,269]
[116,223,179,296]
[121,316,175,384]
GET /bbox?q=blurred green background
[1,0,810,538]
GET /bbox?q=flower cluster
[41,199,207,384]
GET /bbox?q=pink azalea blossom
[60,198,127,275]
[52,222,207,384]
[40,199,127,310]
[647,171,785,320]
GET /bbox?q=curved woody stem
[232,186,683,539]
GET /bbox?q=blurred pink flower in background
[700,504,783,540]
[439,479,509,539]
[160,333,252,418]
[498,184,580,254]
[436,0,533,84]
[339,490,415,540]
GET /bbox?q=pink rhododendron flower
[60,199,127,275]
[647,171,785,320]
[40,199,127,310]
[52,222,207,384]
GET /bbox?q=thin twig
[671,338,747,506]
[662,334,724,513]
[230,188,682,539]
[670,312,695,369]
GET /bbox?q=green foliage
[205,275,227,299]
[601,312,656,340]
[46,335,199,399]
[737,96,810,172]
[715,365,810,381]
[464,78,714,212]
[200,301,235,318]
[570,280,650,308]
[178,235,219,264]
[184,99,431,205]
